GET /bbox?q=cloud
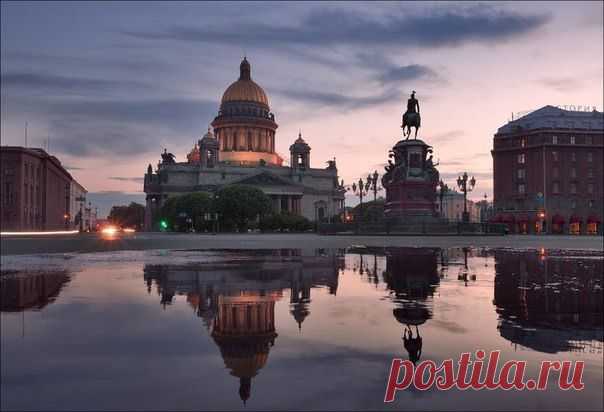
[538,77,584,93]
[376,64,436,85]
[123,6,549,49]
[275,88,400,110]
[3,96,216,156]
[439,171,493,182]
[108,177,145,183]
[1,72,148,96]
[430,129,465,144]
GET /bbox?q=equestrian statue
[402,91,421,140]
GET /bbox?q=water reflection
[493,250,603,353]
[143,249,344,404]
[0,270,71,312]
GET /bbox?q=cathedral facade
[143,58,345,230]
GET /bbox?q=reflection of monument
[382,248,440,364]
[0,271,71,312]
[493,251,603,353]
[143,250,343,404]
[382,92,440,219]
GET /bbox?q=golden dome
[221,58,269,107]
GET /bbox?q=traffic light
[160,219,168,230]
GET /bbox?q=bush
[259,212,313,232]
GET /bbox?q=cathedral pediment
[235,172,297,187]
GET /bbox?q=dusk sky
[2,1,603,216]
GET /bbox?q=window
[588,200,594,208]
[517,169,525,179]
[521,138,526,147]
[571,199,577,209]
[553,182,560,193]
[570,168,577,178]
[588,168,594,178]
[586,136,593,145]
[517,153,526,164]
[570,183,577,194]
[587,153,593,162]
[570,136,576,144]
[553,167,559,179]
[587,183,594,194]
[518,183,526,194]
[552,151,559,162]
[552,135,558,144]
[571,152,576,162]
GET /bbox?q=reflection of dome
[393,306,430,326]
[221,57,269,108]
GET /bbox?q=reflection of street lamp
[456,172,476,223]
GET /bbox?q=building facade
[69,180,87,230]
[492,106,603,234]
[435,190,481,222]
[144,58,345,229]
[1,146,72,231]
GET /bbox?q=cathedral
[143,58,345,229]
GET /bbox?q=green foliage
[353,198,385,222]
[108,202,145,229]
[259,212,313,232]
[215,185,271,231]
[159,192,213,232]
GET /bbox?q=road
[1,232,603,255]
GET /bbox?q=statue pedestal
[382,139,439,221]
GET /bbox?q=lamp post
[350,177,371,223]
[437,180,449,219]
[75,195,86,232]
[368,170,381,202]
[456,172,476,223]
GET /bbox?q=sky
[1,1,603,217]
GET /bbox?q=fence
[317,221,507,236]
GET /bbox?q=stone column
[287,196,293,214]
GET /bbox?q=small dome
[199,127,219,147]
[221,58,269,107]
[290,132,311,152]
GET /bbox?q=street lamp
[350,177,371,222]
[368,170,381,202]
[437,180,449,219]
[456,172,476,223]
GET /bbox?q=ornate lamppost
[456,172,476,223]
[437,180,449,219]
[351,177,371,222]
[75,195,86,233]
[367,170,381,202]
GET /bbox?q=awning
[552,214,565,224]
[587,215,601,224]
[569,215,582,224]
[502,213,515,223]
[516,214,531,223]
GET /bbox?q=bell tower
[198,128,220,168]
[289,132,311,170]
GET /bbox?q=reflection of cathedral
[143,250,343,404]
[143,58,346,227]
[0,271,71,311]
[493,250,603,353]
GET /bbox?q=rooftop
[497,105,604,135]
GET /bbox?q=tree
[353,198,385,222]
[215,185,271,231]
[108,202,145,229]
[159,192,213,232]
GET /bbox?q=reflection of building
[144,58,345,227]
[493,250,603,353]
[0,271,71,311]
[143,250,343,404]
[492,106,603,234]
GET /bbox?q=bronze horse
[402,111,421,140]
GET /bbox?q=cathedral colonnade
[269,195,302,215]
[216,127,276,153]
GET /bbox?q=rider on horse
[402,91,421,139]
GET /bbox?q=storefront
[586,216,601,235]
[569,215,582,235]
[551,214,565,234]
